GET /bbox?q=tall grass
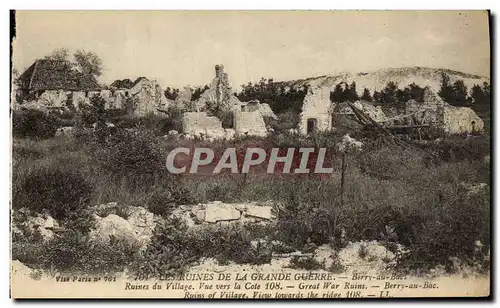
[11,128,491,274]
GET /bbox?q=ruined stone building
[15,59,101,109]
[195,64,242,112]
[109,77,169,115]
[298,86,334,135]
[181,65,274,139]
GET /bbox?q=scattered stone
[182,112,225,139]
[234,203,248,212]
[204,203,241,223]
[170,210,196,228]
[245,205,273,220]
[352,100,387,123]
[90,214,138,247]
[127,206,156,246]
[195,209,206,223]
[336,134,363,153]
[43,216,58,230]
[24,216,56,241]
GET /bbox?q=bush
[12,168,93,221]
[13,230,139,274]
[12,109,60,139]
[96,132,164,180]
[270,110,300,132]
[420,135,490,164]
[146,184,194,217]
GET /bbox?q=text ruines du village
[125,272,440,299]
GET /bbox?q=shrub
[13,231,139,274]
[270,110,300,132]
[96,132,164,179]
[146,184,194,217]
[12,109,60,139]
[129,217,198,278]
[12,168,93,221]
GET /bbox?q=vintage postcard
[10,10,491,299]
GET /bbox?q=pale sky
[12,10,490,89]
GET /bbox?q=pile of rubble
[171,201,275,228]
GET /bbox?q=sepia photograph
[9,10,491,299]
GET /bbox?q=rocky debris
[24,215,59,241]
[182,112,225,139]
[89,203,157,248]
[127,206,156,246]
[170,201,276,227]
[170,209,196,228]
[313,244,336,269]
[337,240,408,273]
[203,202,241,223]
[176,86,193,103]
[224,128,236,140]
[440,105,484,134]
[90,214,139,247]
[352,100,387,123]
[336,134,363,153]
[484,155,490,165]
[11,260,36,280]
[403,97,484,134]
[241,204,273,220]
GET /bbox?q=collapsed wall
[439,105,484,134]
[182,112,225,138]
[352,101,387,122]
[234,110,268,137]
[404,92,484,134]
[196,64,241,112]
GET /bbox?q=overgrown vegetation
[11,124,490,276]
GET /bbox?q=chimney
[215,64,224,78]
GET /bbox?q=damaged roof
[110,77,149,89]
[17,59,101,91]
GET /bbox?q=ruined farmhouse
[15,59,101,110]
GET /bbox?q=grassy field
[11,116,491,277]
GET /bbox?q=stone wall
[299,86,333,135]
[196,64,241,112]
[182,112,225,138]
[234,110,267,137]
[439,105,484,134]
[37,90,69,108]
[404,98,484,134]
